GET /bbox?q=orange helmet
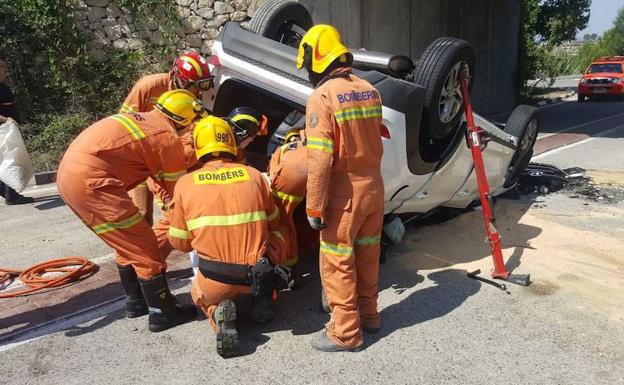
[173,51,213,91]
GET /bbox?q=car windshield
[586,63,623,74]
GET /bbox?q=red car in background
[578,56,624,102]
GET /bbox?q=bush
[0,0,177,171]
[21,113,93,171]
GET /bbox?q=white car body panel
[209,38,519,215]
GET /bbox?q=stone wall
[71,0,264,59]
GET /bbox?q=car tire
[247,0,313,48]
[503,105,539,188]
[412,37,476,140]
[578,94,586,102]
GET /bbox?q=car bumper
[578,83,624,96]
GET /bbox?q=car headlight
[609,78,620,84]
[579,78,588,84]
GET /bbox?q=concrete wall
[300,0,521,115]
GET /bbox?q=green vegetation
[0,0,177,171]
[518,0,591,91]
[577,8,624,70]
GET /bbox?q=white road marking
[538,111,624,139]
[533,124,624,160]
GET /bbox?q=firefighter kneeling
[167,116,289,357]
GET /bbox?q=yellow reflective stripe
[186,211,267,230]
[180,55,203,77]
[270,230,285,242]
[320,241,353,257]
[110,114,146,140]
[272,189,303,203]
[355,235,381,246]
[149,96,159,104]
[91,212,144,235]
[119,103,135,113]
[307,136,334,154]
[161,169,186,182]
[267,206,279,222]
[169,226,192,240]
[334,105,382,123]
[231,113,259,125]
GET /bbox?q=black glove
[274,265,292,290]
[307,216,326,230]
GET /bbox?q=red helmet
[173,51,213,91]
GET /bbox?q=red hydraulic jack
[458,67,531,289]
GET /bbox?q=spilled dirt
[393,174,624,319]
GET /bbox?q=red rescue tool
[458,66,530,287]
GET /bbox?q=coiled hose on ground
[0,257,98,298]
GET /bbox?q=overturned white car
[202,0,539,218]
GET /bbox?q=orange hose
[0,257,98,298]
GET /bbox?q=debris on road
[515,162,624,204]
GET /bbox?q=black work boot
[117,264,148,318]
[139,273,197,333]
[214,300,239,357]
[2,182,34,205]
[250,295,275,323]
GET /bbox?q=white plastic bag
[0,119,34,192]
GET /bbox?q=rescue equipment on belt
[198,257,290,297]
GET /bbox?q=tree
[536,0,591,45]
[577,7,624,70]
[517,0,591,91]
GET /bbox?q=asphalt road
[1,98,624,384]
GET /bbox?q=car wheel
[247,0,313,48]
[578,94,586,102]
[412,37,476,140]
[503,105,539,188]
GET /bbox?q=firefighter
[297,25,385,352]
[122,51,213,226]
[228,106,269,165]
[154,106,269,278]
[268,128,308,266]
[167,116,288,357]
[57,89,203,332]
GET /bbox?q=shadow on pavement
[33,196,65,211]
[0,281,124,345]
[365,269,481,348]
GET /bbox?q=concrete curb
[535,91,577,107]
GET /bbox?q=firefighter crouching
[57,90,204,333]
[166,116,290,357]
[268,129,308,267]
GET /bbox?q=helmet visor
[196,77,215,91]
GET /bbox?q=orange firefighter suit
[305,68,385,349]
[57,110,187,280]
[120,72,174,226]
[167,159,283,329]
[268,140,308,266]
